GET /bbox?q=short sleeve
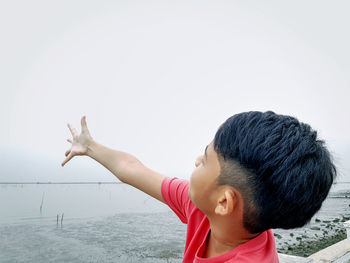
[161,177,190,224]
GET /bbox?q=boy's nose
[195,156,201,167]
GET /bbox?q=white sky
[1,0,349,181]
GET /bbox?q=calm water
[1,183,350,262]
[0,183,186,263]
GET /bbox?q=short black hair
[214,111,336,233]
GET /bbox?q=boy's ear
[214,189,236,216]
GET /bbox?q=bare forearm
[87,140,138,182]
[86,140,165,202]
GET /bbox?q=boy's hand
[61,115,165,202]
[62,116,93,166]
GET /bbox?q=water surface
[1,182,350,262]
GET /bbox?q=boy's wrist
[86,139,98,158]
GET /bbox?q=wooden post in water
[40,192,45,214]
[61,213,64,227]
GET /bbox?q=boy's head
[190,111,336,234]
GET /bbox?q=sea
[1,182,350,262]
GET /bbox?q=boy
[62,111,336,262]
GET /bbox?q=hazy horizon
[1,0,349,182]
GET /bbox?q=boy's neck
[203,216,259,258]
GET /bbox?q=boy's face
[189,140,222,213]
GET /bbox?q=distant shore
[275,189,350,257]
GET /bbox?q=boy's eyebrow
[204,145,208,160]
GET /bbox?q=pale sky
[1,0,349,182]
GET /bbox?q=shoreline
[275,214,350,257]
[277,227,346,257]
[274,190,350,257]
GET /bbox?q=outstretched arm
[62,116,165,203]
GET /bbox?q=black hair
[214,111,336,233]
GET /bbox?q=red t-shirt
[161,177,279,263]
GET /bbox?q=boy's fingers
[65,149,70,157]
[61,154,73,167]
[81,116,88,132]
[68,123,79,138]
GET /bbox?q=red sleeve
[161,177,190,224]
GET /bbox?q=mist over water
[0,183,167,223]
